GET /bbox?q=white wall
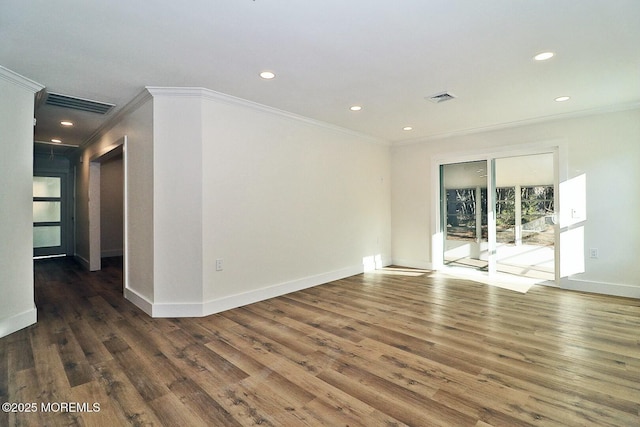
[391,107,640,297]
[149,90,204,309]
[200,91,391,311]
[0,67,43,338]
[145,88,391,316]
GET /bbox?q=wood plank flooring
[1,257,639,426]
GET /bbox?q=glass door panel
[494,154,555,281]
[441,160,488,271]
[33,176,61,197]
[33,201,61,222]
[34,226,62,248]
[33,175,66,257]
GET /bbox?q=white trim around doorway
[430,139,567,287]
[87,136,128,294]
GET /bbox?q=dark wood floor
[1,258,639,426]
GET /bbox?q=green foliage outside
[446,186,554,244]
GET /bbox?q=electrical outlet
[589,248,598,259]
[215,258,223,271]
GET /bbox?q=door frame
[33,170,73,258]
[431,140,566,284]
[87,136,128,293]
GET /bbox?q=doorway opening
[87,136,127,293]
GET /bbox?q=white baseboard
[140,264,366,318]
[0,306,37,339]
[392,258,433,270]
[75,254,90,271]
[201,264,364,317]
[391,260,639,299]
[124,287,153,316]
[114,261,640,319]
[561,277,640,299]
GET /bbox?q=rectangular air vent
[426,92,456,104]
[45,92,115,114]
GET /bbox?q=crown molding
[394,101,640,147]
[80,88,153,149]
[145,86,391,146]
[0,66,44,93]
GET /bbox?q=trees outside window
[446,186,553,245]
[496,186,554,245]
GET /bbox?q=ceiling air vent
[45,92,115,114]
[426,91,456,104]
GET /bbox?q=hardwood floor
[1,258,639,426]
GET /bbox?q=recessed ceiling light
[51,138,62,143]
[60,120,74,126]
[259,71,275,79]
[555,96,570,102]
[350,105,362,111]
[403,126,413,131]
[534,52,554,61]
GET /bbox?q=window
[496,185,554,245]
[445,188,488,241]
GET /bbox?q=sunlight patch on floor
[431,266,548,293]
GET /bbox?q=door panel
[33,226,61,248]
[494,154,555,281]
[33,174,66,257]
[33,201,61,222]
[441,160,488,270]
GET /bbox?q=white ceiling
[2,0,639,149]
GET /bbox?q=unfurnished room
[1,1,639,426]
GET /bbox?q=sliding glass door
[441,160,489,270]
[494,153,555,280]
[440,152,556,281]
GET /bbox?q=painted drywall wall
[75,94,154,304]
[391,107,640,297]
[0,67,43,338]
[144,88,391,316]
[200,93,392,310]
[148,91,204,308]
[100,154,124,257]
